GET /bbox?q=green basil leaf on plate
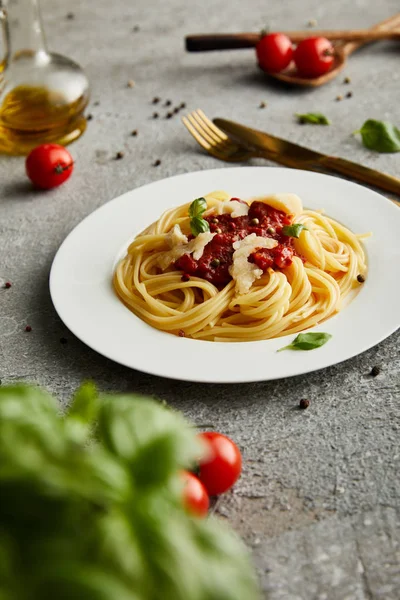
[188,197,207,219]
[282,223,307,238]
[278,332,332,352]
[190,216,210,237]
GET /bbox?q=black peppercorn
[115,151,124,160]
[299,399,310,409]
[357,274,365,283]
[370,366,381,377]
[153,159,161,167]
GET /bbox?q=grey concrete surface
[1,0,400,598]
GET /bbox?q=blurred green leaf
[97,396,201,488]
[0,385,259,600]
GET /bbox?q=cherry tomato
[293,37,334,78]
[181,470,209,517]
[256,33,293,73]
[198,432,242,496]
[26,144,74,189]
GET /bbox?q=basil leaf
[0,384,260,600]
[190,216,210,237]
[278,332,332,352]
[97,394,201,489]
[188,197,207,219]
[354,119,400,153]
[282,224,307,238]
[296,112,330,125]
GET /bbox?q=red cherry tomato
[198,432,242,496]
[293,37,334,78]
[26,144,74,189]
[181,470,209,517]
[256,33,293,73]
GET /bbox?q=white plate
[50,167,400,383]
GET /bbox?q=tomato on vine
[26,144,74,189]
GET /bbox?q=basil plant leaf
[282,224,307,238]
[296,112,330,125]
[354,119,400,153]
[190,216,210,237]
[0,384,260,600]
[188,197,207,219]
[97,395,201,489]
[278,332,332,352]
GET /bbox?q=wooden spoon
[185,12,400,87]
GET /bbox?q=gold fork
[182,109,305,170]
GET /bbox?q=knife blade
[213,117,400,196]
[214,118,335,163]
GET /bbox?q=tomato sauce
[175,200,298,286]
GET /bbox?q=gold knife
[214,118,400,196]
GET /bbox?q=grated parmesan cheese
[165,224,188,248]
[229,234,278,295]
[248,193,303,216]
[158,229,216,270]
[207,200,249,218]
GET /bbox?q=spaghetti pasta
[113,191,367,342]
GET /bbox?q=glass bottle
[0,0,90,154]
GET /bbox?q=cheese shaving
[229,234,278,295]
[165,224,188,248]
[207,200,249,218]
[158,230,216,270]
[248,194,303,217]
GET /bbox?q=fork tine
[182,115,234,161]
[182,116,212,151]
[182,110,249,162]
[192,110,229,144]
[195,110,229,142]
[186,113,219,147]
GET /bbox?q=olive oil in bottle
[0,0,90,155]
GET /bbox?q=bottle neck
[2,0,47,58]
